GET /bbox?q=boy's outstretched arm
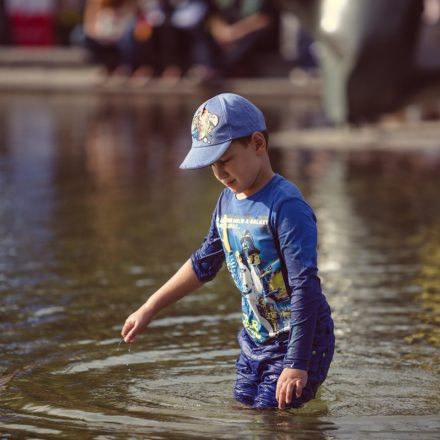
[121,259,204,343]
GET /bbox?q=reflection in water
[341,152,440,373]
[407,220,440,370]
[274,147,440,419]
[0,94,439,439]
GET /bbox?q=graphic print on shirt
[217,213,291,343]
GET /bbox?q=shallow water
[0,93,439,439]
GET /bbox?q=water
[0,93,439,439]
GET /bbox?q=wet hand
[275,368,308,409]
[121,306,152,343]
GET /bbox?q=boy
[121,93,335,410]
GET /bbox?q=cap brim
[179,139,232,170]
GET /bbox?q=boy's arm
[122,204,225,343]
[121,259,203,343]
[210,13,271,45]
[273,198,322,407]
[276,198,321,369]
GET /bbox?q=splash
[116,338,132,372]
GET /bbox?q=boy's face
[211,133,267,199]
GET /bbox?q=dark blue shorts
[233,317,335,409]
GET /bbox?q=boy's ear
[251,131,267,153]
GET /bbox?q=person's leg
[234,351,259,405]
[155,21,182,82]
[83,35,119,71]
[253,317,335,409]
[254,348,328,409]
[252,336,287,409]
[116,22,139,73]
[297,343,334,405]
[253,354,284,408]
[233,329,259,406]
[296,30,318,70]
[221,25,273,76]
[184,26,220,82]
[299,316,335,405]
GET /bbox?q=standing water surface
[0,93,439,439]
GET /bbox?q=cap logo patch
[191,107,219,143]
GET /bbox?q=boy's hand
[275,368,308,409]
[121,305,153,343]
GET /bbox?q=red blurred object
[7,0,56,46]
[8,14,55,45]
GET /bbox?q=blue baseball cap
[179,93,266,170]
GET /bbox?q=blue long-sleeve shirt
[191,174,332,371]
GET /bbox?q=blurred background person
[136,0,185,84]
[82,0,154,82]
[170,0,216,83]
[55,0,86,46]
[138,0,217,84]
[82,0,213,85]
[292,29,318,74]
[206,0,279,77]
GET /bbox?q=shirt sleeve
[191,205,225,282]
[273,198,322,371]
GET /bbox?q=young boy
[121,93,335,410]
